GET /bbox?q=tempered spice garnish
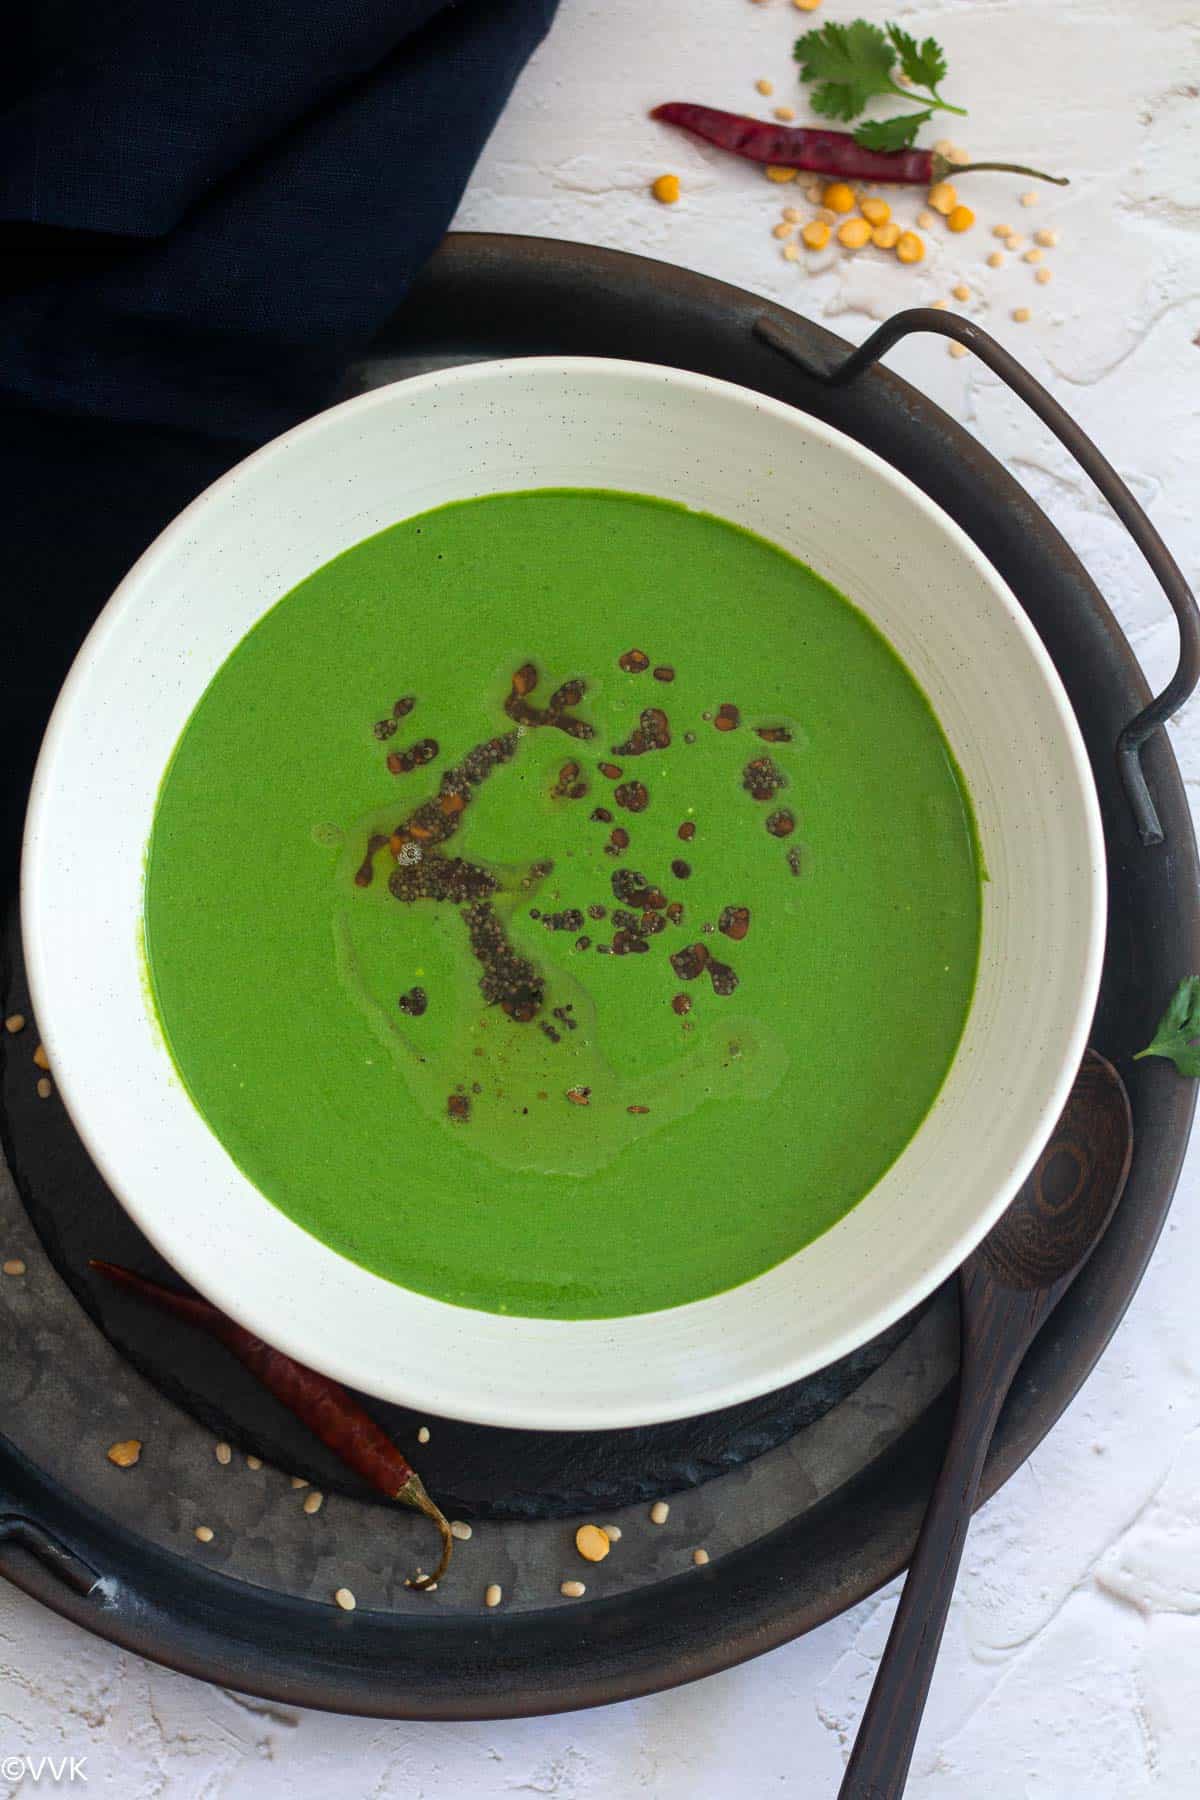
[566,1086,592,1105]
[708,959,739,996]
[504,664,594,740]
[670,943,711,981]
[447,1093,470,1121]
[719,905,751,942]
[652,666,675,683]
[618,649,650,673]
[590,806,613,823]
[671,859,691,880]
[627,1104,650,1115]
[615,780,650,813]
[598,761,623,781]
[613,707,671,756]
[786,846,803,876]
[393,696,416,720]
[672,993,693,1016]
[742,756,786,800]
[386,737,439,775]
[755,725,793,744]
[551,761,588,800]
[714,704,740,732]
[766,809,796,838]
[677,820,696,842]
[398,986,428,1017]
[90,1261,454,1589]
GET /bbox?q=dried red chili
[651,104,1067,188]
[88,1261,453,1587]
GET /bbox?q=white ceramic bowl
[22,357,1106,1430]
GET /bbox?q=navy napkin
[0,0,559,877]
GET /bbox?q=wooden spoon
[839,1050,1133,1800]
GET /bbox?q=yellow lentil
[107,1439,142,1468]
[756,78,774,96]
[837,216,872,249]
[859,197,891,226]
[576,1524,611,1562]
[896,231,925,265]
[4,1014,25,1034]
[801,219,831,250]
[773,106,797,122]
[766,165,798,183]
[927,182,957,215]
[946,205,975,234]
[952,283,970,302]
[871,221,901,249]
[822,181,855,214]
[651,174,680,205]
[2,1259,26,1277]
[1012,307,1032,323]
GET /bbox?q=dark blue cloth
[0,0,559,873]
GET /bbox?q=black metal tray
[1,233,1195,1718]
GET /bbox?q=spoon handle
[837,1309,1027,1800]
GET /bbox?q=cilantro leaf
[794,21,897,123]
[887,24,948,92]
[854,110,932,152]
[1135,976,1200,1077]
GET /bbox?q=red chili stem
[650,104,1068,188]
[89,1259,452,1588]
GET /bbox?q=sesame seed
[772,222,794,240]
[755,78,773,96]
[106,1439,142,1468]
[992,223,1012,238]
[303,1490,324,1514]
[485,1583,503,1608]
[987,251,1005,268]
[3,1259,26,1277]
[952,283,970,301]
[917,210,935,230]
[782,243,801,261]
[1004,233,1024,251]
[450,1520,473,1541]
[1023,247,1043,264]
[1020,191,1038,207]
[214,1441,232,1465]
[931,299,948,310]
[33,1043,49,1070]
[36,1078,52,1100]
[560,1580,587,1598]
[417,1426,431,1445]
[1012,307,1032,323]
[1036,267,1053,285]
[782,206,803,223]
[692,1548,711,1566]
[947,146,970,166]
[602,1525,623,1542]
[334,1587,356,1611]
[194,1525,214,1543]
[948,342,968,358]
[1034,227,1059,247]
[650,1500,670,1525]
[4,1014,25,1034]
[773,106,796,121]
[291,1476,309,1489]
[246,1455,262,1470]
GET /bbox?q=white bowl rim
[21,353,1107,1429]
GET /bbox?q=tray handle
[0,1510,101,1597]
[754,307,1200,847]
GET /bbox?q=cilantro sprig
[1135,977,1200,1078]
[794,20,966,152]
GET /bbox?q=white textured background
[3,1,1199,1793]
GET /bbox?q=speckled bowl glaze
[21,358,1105,1430]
